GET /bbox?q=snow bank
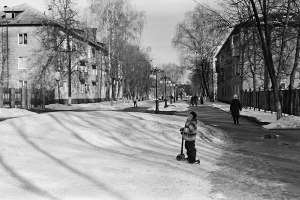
[263,115,300,129]
[46,100,149,110]
[0,108,37,118]
[147,102,189,112]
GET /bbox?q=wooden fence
[0,87,55,109]
[240,86,300,116]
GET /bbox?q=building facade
[215,26,300,103]
[0,3,110,106]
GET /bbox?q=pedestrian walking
[200,96,204,104]
[180,111,200,164]
[193,94,198,106]
[230,94,242,124]
[190,96,194,106]
[133,97,138,107]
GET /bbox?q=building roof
[214,27,234,58]
[0,3,48,25]
[0,3,107,53]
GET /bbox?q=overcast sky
[1,0,216,66]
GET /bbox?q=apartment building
[0,3,109,104]
[215,25,300,103]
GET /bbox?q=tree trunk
[288,9,300,114]
[277,0,291,86]
[250,0,282,119]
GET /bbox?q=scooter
[176,134,186,161]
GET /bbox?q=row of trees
[173,0,300,119]
[216,0,300,119]
[29,0,155,105]
[172,5,228,101]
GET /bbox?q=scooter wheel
[176,154,185,161]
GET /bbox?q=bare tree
[85,0,146,104]
[217,0,300,119]
[30,0,83,106]
[172,4,228,100]
[121,44,152,100]
[29,0,91,107]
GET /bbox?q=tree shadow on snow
[0,153,59,200]
[11,120,129,200]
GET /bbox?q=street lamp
[174,84,177,103]
[160,75,170,108]
[169,82,175,104]
[55,70,61,104]
[150,67,162,113]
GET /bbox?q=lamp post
[150,67,162,113]
[160,75,170,108]
[174,84,177,103]
[169,82,173,104]
[55,70,60,104]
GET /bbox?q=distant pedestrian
[180,111,200,164]
[230,94,242,124]
[193,94,198,106]
[200,96,204,104]
[190,96,194,106]
[133,97,138,107]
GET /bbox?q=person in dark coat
[193,94,198,106]
[230,94,242,124]
[133,96,138,107]
[190,96,194,106]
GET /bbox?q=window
[6,12,15,19]
[236,64,240,75]
[80,60,86,66]
[92,65,97,75]
[18,57,28,69]
[92,48,96,58]
[18,80,27,88]
[231,34,239,56]
[220,55,224,63]
[88,47,91,58]
[62,81,67,93]
[280,83,286,90]
[18,33,27,45]
[81,83,84,93]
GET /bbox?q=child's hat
[190,111,197,118]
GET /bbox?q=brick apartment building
[0,3,110,105]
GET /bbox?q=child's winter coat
[181,119,197,141]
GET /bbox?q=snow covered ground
[0,100,225,200]
[0,100,299,199]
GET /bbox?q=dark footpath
[175,100,300,199]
